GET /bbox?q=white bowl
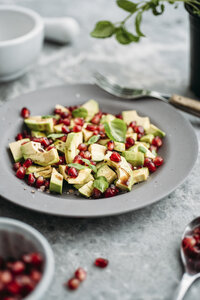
[0,5,44,82]
[0,217,54,300]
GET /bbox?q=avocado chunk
[82,99,99,121]
[26,165,52,178]
[128,143,155,159]
[25,117,54,132]
[132,168,149,183]
[9,139,30,162]
[65,132,83,163]
[122,151,144,167]
[54,140,66,153]
[98,139,110,146]
[116,168,134,191]
[79,180,94,197]
[67,168,92,184]
[97,165,117,184]
[82,128,93,142]
[21,141,59,166]
[50,168,63,194]
[54,124,63,133]
[100,114,115,124]
[74,174,94,189]
[58,165,68,181]
[88,144,106,161]
[114,142,125,152]
[122,110,150,131]
[140,134,154,144]
[146,124,165,137]
[31,131,46,138]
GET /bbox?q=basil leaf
[152,3,165,15]
[104,118,127,143]
[93,176,109,193]
[87,135,100,145]
[116,27,139,44]
[117,0,137,13]
[72,107,88,119]
[42,115,59,119]
[135,12,145,37]
[91,21,115,38]
[81,158,97,173]
[67,163,87,170]
[47,133,65,140]
[138,145,147,153]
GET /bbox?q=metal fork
[94,72,200,118]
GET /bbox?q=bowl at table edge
[0,217,54,300]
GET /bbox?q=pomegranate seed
[129,121,136,128]
[92,188,102,199]
[29,253,43,268]
[27,174,35,186]
[149,145,157,153]
[36,176,45,188]
[30,270,42,283]
[60,136,67,142]
[86,124,96,132]
[98,124,105,132]
[41,138,50,148]
[125,137,135,149]
[93,130,99,136]
[21,107,30,118]
[152,136,162,148]
[46,145,55,151]
[110,152,121,162]
[16,275,35,295]
[68,167,78,178]
[91,115,101,124]
[56,156,66,165]
[73,155,84,165]
[134,126,144,135]
[13,162,21,171]
[144,157,152,167]
[23,158,32,168]
[104,186,119,198]
[99,131,106,138]
[58,119,64,124]
[74,118,84,126]
[153,156,164,167]
[63,118,71,126]
[62,125,70,134]
[78,143,88,151]
[67,278,80,290]
[7,281,21,295]
[68,105,78,112]
[73,125,82,132]
[61,112,70,119]
[94,258,109,268]
[16,133,23,141]
[9,261,25,275]
[81,151,91,160]
[137,133,142,140]
[147,161,156,173]
[44,179,50,189]
[16,167,26,179]
[74,268,87,281]
[107,141,114,151]
[182,236,196,249]
[115,114,123,119]
[54,108,62,115]
[0,270,13,284]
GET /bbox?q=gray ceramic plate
[0,84,198,217]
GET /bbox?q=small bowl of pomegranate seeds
[0,218,54,300]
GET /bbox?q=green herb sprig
[91,0,200,45]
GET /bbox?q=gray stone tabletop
[0,1,200,299]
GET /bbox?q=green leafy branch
[91,0,200,45]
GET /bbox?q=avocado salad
[10,100,165,198]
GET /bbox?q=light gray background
[0,1,200,299]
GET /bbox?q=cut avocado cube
[26,165,52,178]
[54,124,63,133]
[54,140,66,153]
[122,110,150,131]
[114,142,125,152]
[140,134,154,144]
[25,117,54,132]
[116,168,134,191]
[21,141,59,166]
[97,165,117,184]
[98,139,110,146]
[74,174,94,189]
[50,168,63,194]
[88,144,106,161]
[122,151,144,167]
[82,128,93,142]
[79,180,94,197]
[31,131,46,138]
[146,124,165,137]
[82,99,99,121]
[9,139,30,162]
[132,167,149,183]
[67,168,92,184]
[58,165,68,181]
[100,114,115,124]
[65,132,83,163]
[128,143,155,159]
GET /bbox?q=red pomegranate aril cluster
[68,167,78,178]
[110,152,121,163]
[16,167,26,179]
[92,188,102,199]
[115,114,123,119]
[73,125,82,133]
[62,118,70,126]
[21,107,30,119]
[0,252,43,299]
[104,186,119,198]
[28,174,36,186]
[107,140,114,151]
[66,267,87,291]
[73,155,84,165]
[91,114,101,124]
[152,136,162,148]
[153,156,164,167]
[74,118,84,126]
[16,133,23,141]
[79,151,91,160]
[35,176,45,188]
[62,125,70,134]
[23,159,32,169]
[86,124,96,132]
[94,258,109,268]
[78,143,88,152]
[129,121,136,128]
[125,137,135,149]
[13,162,21,171]
[134,125,144,135]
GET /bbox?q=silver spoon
[174,217,200,300]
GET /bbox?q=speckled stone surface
[0,1,200,299]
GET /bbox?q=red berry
[147,161,156,173]
[153,156,164,167]
[81,151,91,160]
[68,105,78,112]
[16,275,35,295]
[98,124,105,132]
[129,121,136,128]
[21,107,30,118]
[46,145,55,151]
[68,167,78,178]
[91,115,101,124]
[144,157,152,167]
[13,162,21,171]
[125,137,135,149]
[10,261,25,275]
[63,118,71,126]
[27,174,35,186]
[16,133,23,141]
[152,136,162,148]
[115,114,123,119]
[73,125,82,132]
[74,268,87,281]
[94,258,109,268]
[7,281,21,295]
[86,124,96,132]
[30,270,42,283]
[0,270,13,284]
[16,167,26,179]
[23,158,32,168]
[134,126,144,135]
[56,156,66,165]
[61,112,70,119]
[74,118,84,126]
[28,253,43,268]
[110,152,121,162]
[62,125,70,134]
[73,155,84,165]
[92,188,102,199]
[182,236,196,249]
[67,278,80,290]
[78,143,88,151]
[104,186,119,198]
[36,176,45,188]
[54,108,62,115]
[107,140,114,151]
[60,136,67,142]
[93,130,99,136]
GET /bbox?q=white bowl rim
[0,5,44,47]
[0,217,55,300]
